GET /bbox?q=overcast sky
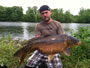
[0,0,90,15]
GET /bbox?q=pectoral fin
[63,48,70,56]
[48,54,54,62]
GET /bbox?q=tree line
[0,6,90,23]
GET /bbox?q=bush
[0,35,21,68]
[62,26,90,68]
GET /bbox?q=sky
[0,0,90,15]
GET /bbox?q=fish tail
[13,44,36,64]
[13,48,24,57]
[19,53,27,64]
[14,45,32,57]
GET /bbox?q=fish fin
[63,48,70,56]
[48,54,54,62]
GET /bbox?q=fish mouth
[77,41,81,45]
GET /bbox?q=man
[25,5,64,68]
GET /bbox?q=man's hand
[35,34,40,38]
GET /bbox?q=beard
[43,17,50,22]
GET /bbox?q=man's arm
[35,24,41,38]
[57,22,64,34]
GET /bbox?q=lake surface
[0,22,90,40]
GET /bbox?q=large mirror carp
[14,34,81,64]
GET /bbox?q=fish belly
[38,42,66,54]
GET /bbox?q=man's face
[40,10,51,22]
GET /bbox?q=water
[62,23,90,34]
[0,22,90,40]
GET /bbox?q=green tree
[36,11,41,22]
[72,15,79,23]
[64,10,73,23]
[25,7,36,22]
[0,6,7,21]
[10,6,23,21]
[51,9,65,22]
[0,6,23,21]
[78,8,90,23]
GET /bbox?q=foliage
[64,11,73,23]
[62,26,90,68]
[0,35,32,68]
[0,6,90,23]
[51,9,65,22]
[23,6,41,22]
[0,6,23,21]
[0,35,21,68]
[78,8,90,23]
